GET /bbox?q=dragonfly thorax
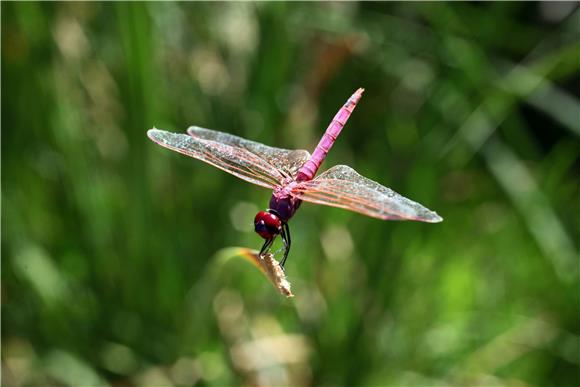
[254,211,282,239]
[269,190,302,222]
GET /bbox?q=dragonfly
[148,88,442,268]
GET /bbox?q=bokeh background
[2,2,579,386]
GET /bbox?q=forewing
[187,126,310,179]
[148,128,283,189]
[292,165,443,222]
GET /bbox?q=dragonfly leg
[280,222,291,268]
[259,237,275,257]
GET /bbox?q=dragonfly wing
[187,126,311,179]
[148,128,283,189]
[292,165,443,222]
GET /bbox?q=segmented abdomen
[296,88,364,182]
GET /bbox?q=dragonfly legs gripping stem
[280,222,291,269]
[259,237,275,258]
[258,223,291,270]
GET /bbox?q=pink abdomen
[296,88,364,182]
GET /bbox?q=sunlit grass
[2,2,579,386]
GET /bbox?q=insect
[148,88,442,268]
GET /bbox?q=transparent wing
[291,165,443,222]
[148,128,284,189]
[187,126,310,179]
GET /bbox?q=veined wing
[291,165,443,222]
[148,128,283,189]
[187,126,310,179]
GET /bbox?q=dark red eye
[254,211,282,239]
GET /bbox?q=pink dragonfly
[148,88,442,268]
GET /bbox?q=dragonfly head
[254,210,282,239]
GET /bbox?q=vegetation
[2,2,579,386]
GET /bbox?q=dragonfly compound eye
[254,211,282,239]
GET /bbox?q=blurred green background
[2,2,579,386]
